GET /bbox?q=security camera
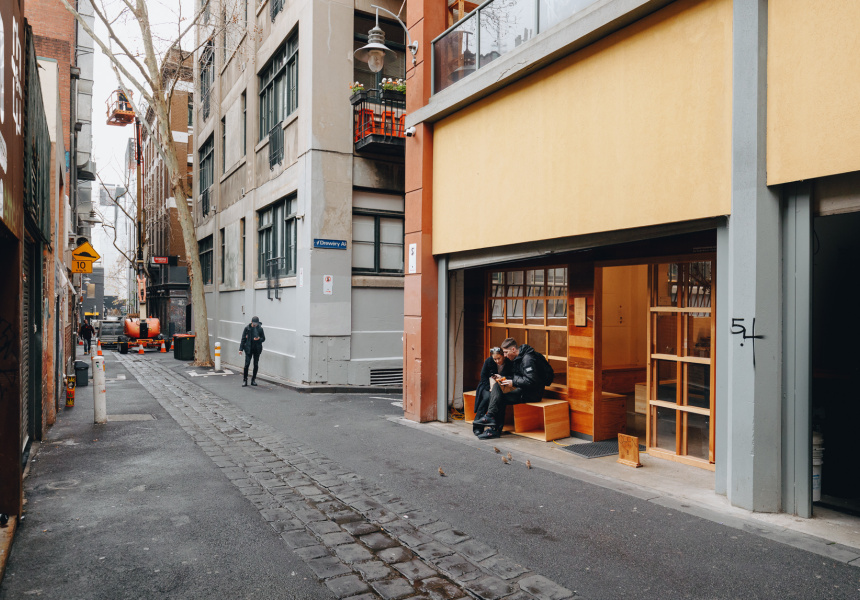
[405,126,416,137]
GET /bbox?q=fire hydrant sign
[72,241,101,273]
[323,275,333,295]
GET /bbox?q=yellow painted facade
[767,1,860,185]
[431,0,733,255]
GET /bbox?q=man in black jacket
[239,316,266,387]
[474,337,546,439]
[79,319,95,355]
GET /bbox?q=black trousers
[486,384,526,432]
[243,351,261,381]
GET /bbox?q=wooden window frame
[646,259,716,470]
[485,266,569,391]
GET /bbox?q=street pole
[92,355,106,424]
[135,117,147,319]
[214,342,221,372]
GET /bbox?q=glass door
[646,260,715,468]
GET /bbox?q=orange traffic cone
[138,342,145,355]
[159,340,167,353]
[97,339,103,356]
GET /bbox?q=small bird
[506,452,513,461]
[501,456,509,464]
[526,460,532,469]
[493,446,501,454]
[438,467,446,477]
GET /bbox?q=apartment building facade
[193,0,406,386]
[141,50,193,336]
[404,0,860,518]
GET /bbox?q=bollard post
[214,342,221,372]
[92,355,106,424]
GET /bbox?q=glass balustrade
[433,0,601,93]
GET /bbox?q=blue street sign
[313,238,348,250]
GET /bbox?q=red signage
[152,256,168,264]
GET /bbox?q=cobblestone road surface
[119,355,579,600]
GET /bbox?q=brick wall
[26,0,75,177]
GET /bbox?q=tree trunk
[151,102,212,367]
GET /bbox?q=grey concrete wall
[199,0,404,387]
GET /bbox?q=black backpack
[534,352,554,386]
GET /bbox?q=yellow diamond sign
[72,241,100,273]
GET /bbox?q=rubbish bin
[173,334,196,360]
[119,341,129,354]
[74,360,90,387]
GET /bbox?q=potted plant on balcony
[349,82,367,105]
[380,78,406,102]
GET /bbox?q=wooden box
[634,383,647,415]
[512,400,570,442]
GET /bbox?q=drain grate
[559,439,644,459]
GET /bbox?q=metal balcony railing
[200,187,210,217]
[266,256,284,300]
[201,89,211,121]
[271,0,284,21]
[350,89,407,155]
[432,0,602,93]
[268,124,284,170]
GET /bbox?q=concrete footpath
[0,352,333,599]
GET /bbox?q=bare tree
[59,0,248,366]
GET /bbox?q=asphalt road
[194,358,860,600]
[3,351,859,600]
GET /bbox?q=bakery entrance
[597,257,715,469]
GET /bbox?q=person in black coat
[472,347,512,436]
[239,316,266,387]
[474,338,547,439]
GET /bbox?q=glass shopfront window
[487,266,568,387]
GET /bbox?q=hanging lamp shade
[354,25,394,73]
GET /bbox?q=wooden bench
[511,400,570,442]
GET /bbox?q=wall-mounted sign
[151,256,168,264]
[313,238,347,250]
[408,243,417,274]
[574,297,587,327]
[323,275,333,295]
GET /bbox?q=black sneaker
[473,414,496,427]
[477,429,500,440]
[251,379,258,386]
[242,380,248,387]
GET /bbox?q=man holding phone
[239,316,266,387]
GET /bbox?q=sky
[91,0,196,186]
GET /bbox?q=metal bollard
[214,342,221,372]
[92,355,106,424]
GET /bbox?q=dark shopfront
[145,261,190,341]
[455,230,717,470]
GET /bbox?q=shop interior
[812,211,860,515]
[454,231,717,469]
[600,265,649,441]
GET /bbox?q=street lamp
[354,5,418,73]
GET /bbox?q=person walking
[239,316,266,387]
[79,319,95,355]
